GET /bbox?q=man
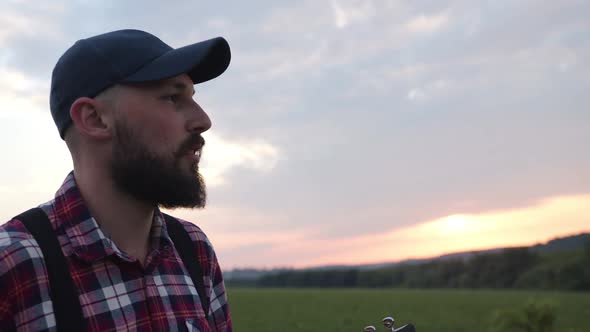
[0,29,232,331]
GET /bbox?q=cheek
[142,117,185,153]
[122,100,186,153]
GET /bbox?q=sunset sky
[1,0,588,269]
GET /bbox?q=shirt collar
[52,172,174,263]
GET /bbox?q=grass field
[228,288,590,332]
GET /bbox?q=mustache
[176,135,205,157]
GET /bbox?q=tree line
[230,242,590,290]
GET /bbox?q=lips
[189,147,202,163]
[178,136,205,163]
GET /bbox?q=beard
[110,120,206,209]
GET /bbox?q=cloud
[407,88,426,101]
[0,3,64,47]
[201,133,281,187]
[289,194,590,268]
[0,8,56,45]
[330,0,376,29]
[405,12,450,33]
[406,79,455,103]
[238,45,330,81]
[0,67,49,122]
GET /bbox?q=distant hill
[244,232,590,290]
[224,268,289,281]
[427,232,590,262]
[225,232,590,280]
[530,233,590,254]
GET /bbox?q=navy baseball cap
[50,29,231,139]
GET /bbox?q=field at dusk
[229,288,590,331]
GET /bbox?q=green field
[228,288,590,332]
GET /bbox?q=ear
[69,97,113,140]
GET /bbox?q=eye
[162,94,180,104]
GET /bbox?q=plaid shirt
[0,173,232,331]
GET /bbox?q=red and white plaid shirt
[0,172,232,331]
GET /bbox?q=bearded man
[0,29,232,331]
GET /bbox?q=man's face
[108,74,211,208]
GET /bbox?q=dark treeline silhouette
[231,241,590,290]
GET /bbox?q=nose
[186,101,212,134]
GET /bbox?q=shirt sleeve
[0,220,56,331]
[0,241,17,331]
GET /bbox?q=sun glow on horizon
[437,214,472,235]
[290,194,590,269]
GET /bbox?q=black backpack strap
[163,214,210,320]
[16,208,86,332]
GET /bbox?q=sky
[1,0,589,270]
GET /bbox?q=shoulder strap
[163,214,210,319]
[16,208,86,332]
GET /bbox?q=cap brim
[123,36,231,84]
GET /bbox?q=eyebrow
[169,81,195,96]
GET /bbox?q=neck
[73,164,154,265]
